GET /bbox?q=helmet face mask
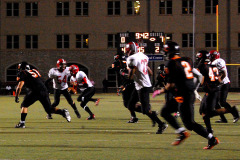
[196,50,210,66]
[70,65,79,77]
[162,42,180,60]
[125,42,139,56]
[209,50,220,61]
[57,59,67,71]
[18,61,30,72]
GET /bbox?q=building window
[205,0,218,14]
[108,34,117,48]
[57,35,69,48]
[182,0,193,14]
[76,1,88,16]
[25,2,38,16]
[205,33,216,47]
[108,1,120,15]
[182,33,193,47]
[165,33,172,42]
[6,2,19,16]
[26,35,38,49]
[56,2,69,16]
[76,34,89,48]
[159,0,172,15]
[127,1,140,15]
[7,35,19,49]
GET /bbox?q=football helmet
[209,50,220,61]
[195,50,210,67]
[57,59,67,71]
[157,64,165,73]
[162,42,180,60]
[125,41,139,56]
[69,65,79,76]
[18,61,30,71]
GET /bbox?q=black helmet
[18,61,30,71]
[163,42,180,59]
[196,50,210,65]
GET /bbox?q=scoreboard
[117,32,165,55]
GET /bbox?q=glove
[152,90,161,98]
[194,90,202,101]
[15,96,19,103]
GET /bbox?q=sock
[21,113,27,122]
[208,133,213,139]
[83,106,93,116]
[71,103,77,110]
[175,127,186,134]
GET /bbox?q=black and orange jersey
[197,63,220,93]
[17,69,47,92]
[166,57,196,94]
[154,72,166,88]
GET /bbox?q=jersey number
[181,61,193,79]
[141,59,148,75]
[209,67,219,81]
[57,75,67,84]
[28,69,41,78]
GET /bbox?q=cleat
[15,122,25,128]
[215,119,228,123]
[95,99,100,106]
[172,131,190,145]
[74,109,81,118]
[87,114,95,120]
[203,137,219,150]
[174,112,180,118]
[127,117,138,123]
[46,114,53,119]
[63,109,71,122]
[232,106,239,123]
[156,123,168,134]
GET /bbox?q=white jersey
[48,67,71,90]
[70,76,77,84]
[211,58,230,84]
[127,52,152,90]
[74,71,93,87]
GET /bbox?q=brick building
[0,0,239,91]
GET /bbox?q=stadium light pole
[216,2,219,51]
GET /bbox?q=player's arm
[15,81,24,103]
[128,66,136,80]
[219,68,227,82]
[147,66,153,76]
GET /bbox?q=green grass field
[0,92,240,160]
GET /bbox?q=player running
[69,65,100,120]
[15,62,71,128]
[45,59,81,119]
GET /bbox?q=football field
[0,92,240,160]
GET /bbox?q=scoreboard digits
[117,32,165,55]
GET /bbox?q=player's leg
[39,92,71,122]
[138,87,167,134]
[126,88,139,123]
[180,92,219,149]
[15,91,38,128]
[62,89,81,118]
[78,88,95,120]
[219,83,239,122]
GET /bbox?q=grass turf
[0,92,240,159]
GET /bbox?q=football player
[126,41,168,134]
[209,50,239,123]
[15,62,71,128]
[196,50,239,134]
[153,42,219,149]
[45,59,81,119]
[153,64,166,91]
[69,65,100,120]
